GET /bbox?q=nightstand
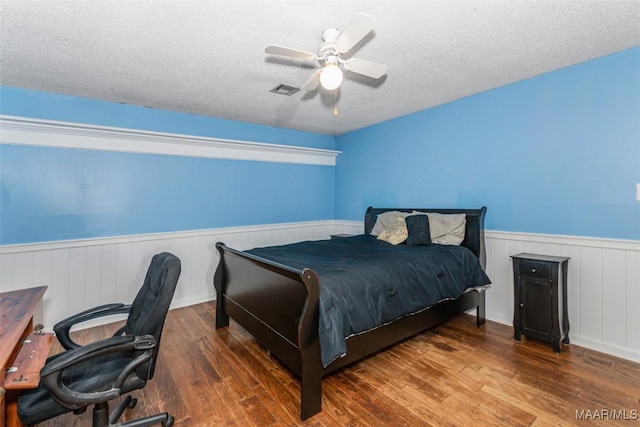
[511,253,570,353]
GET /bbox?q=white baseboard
[484,313,640,363]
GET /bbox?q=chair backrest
[125,252,181,378]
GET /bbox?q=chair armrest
[54,303,131,350]
[41,334,157,409]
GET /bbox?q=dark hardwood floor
[37,300,640,426]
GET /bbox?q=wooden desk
[0,286,52,427]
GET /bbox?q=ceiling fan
[265,13,389,92]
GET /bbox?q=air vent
[270,84,300,96]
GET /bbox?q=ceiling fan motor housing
[319,28,341,60]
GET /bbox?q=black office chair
[18,252,181,427]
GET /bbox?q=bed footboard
[214,242,323,420]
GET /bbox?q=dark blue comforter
[247,234,491,367]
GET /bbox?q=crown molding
[0,115,341,166]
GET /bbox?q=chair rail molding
[0,115,341,166]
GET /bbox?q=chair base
[90,395,174,427]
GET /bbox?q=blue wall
[335,47,640,240]
[2,47,639,244]
[0,88,336,245]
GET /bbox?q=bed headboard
[364,206,487,269]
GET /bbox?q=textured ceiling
[1,1,638,135]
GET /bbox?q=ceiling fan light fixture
[265,13,387,94]
[320,63,343,90]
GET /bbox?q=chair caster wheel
[162,416,175,427]
[127,397,137,409]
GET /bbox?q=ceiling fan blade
[335,13,376,54]
[265,44,318,61]
[343,58,388,79]
[301,69,322,91]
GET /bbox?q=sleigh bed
[213,206,489,420]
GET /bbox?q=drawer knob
[531,268,536,273]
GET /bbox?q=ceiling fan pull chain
[334,89,338,116]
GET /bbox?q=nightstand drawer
[517,261,552,280]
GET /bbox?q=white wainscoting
[0,221,340,331]
[484,230,640,363]
[1,220,638,363]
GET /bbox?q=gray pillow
[426,213,466,245]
